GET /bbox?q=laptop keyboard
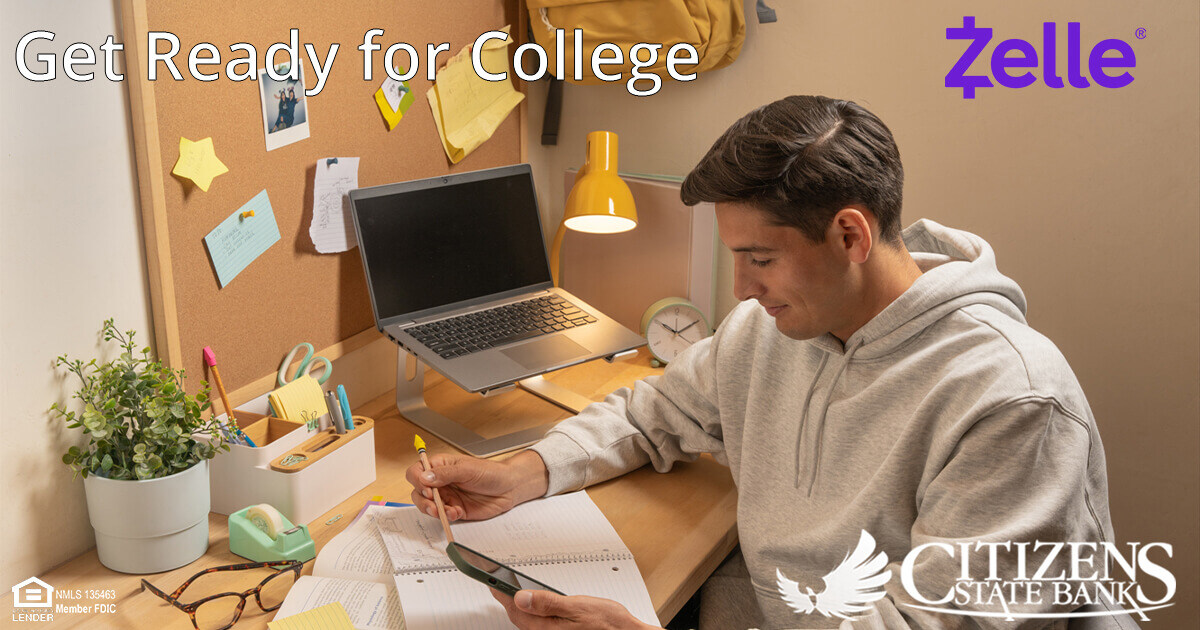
[407,295,598,360]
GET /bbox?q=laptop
[349,164,646,394]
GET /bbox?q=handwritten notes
[310,158,360,253]
[427,25,524,163]
[172,137,229,191]
[375,69,416,130]
[204,190,281,287]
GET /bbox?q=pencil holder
[204,391,376,525]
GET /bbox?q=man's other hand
[491,589,660,630]
[405,449,549,522]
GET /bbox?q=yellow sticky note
[375,69,416,131]
[268,375,328,426]
[427,25,525,163]
[268,602,354,630]
[172,137,229,192]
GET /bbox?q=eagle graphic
[776,530,893,619]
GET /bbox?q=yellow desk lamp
[549,131,638,287]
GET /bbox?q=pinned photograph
[259,62,310,151]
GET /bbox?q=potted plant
[50,319,229,574]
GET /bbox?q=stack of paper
[274,493,657,630]
[268,375,328,425]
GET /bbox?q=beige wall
[1,1,149,590]
[526,0,1198,626]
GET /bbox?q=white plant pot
[83,460,210,574]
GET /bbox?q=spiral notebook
[373,492,659,630]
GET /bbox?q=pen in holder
[206,390,377,524]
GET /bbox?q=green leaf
[100,454,113,471]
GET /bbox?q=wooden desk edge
[658,526,739,622]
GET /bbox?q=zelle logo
[946,16,1137,98]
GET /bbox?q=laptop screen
[353,166,551,322]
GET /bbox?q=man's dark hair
[681,95,905,243]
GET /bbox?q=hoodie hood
[797,219,1029,493]
[808,219,1027,359]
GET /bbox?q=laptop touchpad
[502,336,589,369]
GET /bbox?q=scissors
[278,342,332,387]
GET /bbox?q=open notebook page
[375,491,635,571]
[393,555,658,630]
[376,491,658,629]
[315,506,402,584]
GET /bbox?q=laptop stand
[395,349,604,458]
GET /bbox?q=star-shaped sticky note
[172,137,229,191]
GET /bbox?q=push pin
[240,210,255,219]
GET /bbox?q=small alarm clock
[640,297,711,367]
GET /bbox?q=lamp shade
[563,131,637,234]
[549,131,638,287]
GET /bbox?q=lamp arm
[549,220,568,287]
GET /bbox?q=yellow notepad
[268,601,354,630]
[268,375,328,425]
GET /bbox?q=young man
[407,96,1113,629]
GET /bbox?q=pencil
[413,434,455,543]
[202,346,245,444]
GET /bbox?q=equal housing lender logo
[772,530,1175,623]
[9,577,119,623]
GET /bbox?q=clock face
[645,302,709,364]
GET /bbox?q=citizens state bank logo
[776,530,892,619]
[774,530,1177,623]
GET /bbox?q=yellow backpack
[527,0,746,84]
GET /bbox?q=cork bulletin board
[120,0,525,401]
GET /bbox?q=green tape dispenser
[229,504,316,563]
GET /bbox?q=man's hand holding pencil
[405,446,550,522]
[406,442,659,630]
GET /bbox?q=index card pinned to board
[204,190,281,288]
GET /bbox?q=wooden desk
[28,349,738,629]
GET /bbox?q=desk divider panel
[121,0,525,403]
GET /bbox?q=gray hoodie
[531,220,1113,629]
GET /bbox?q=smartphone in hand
[447,542,565,597]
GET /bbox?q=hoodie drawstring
[798,338,864,496]
[793,353,829,489]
